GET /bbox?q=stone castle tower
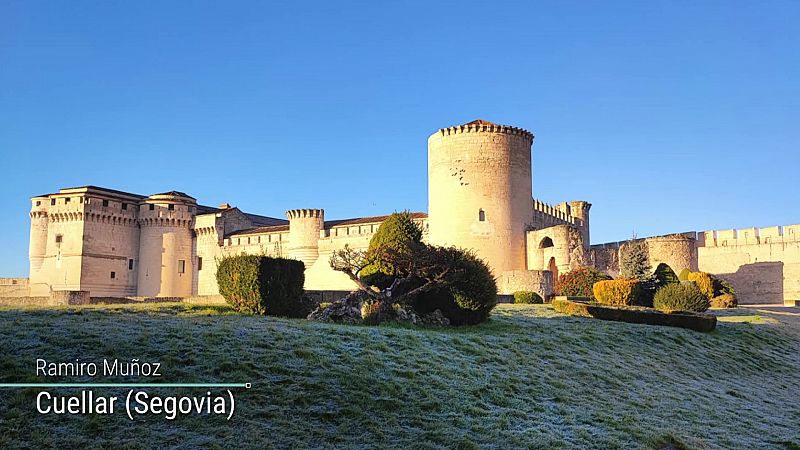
[287,209,325,268]
[136,192,196,297]
[427,120,535,274]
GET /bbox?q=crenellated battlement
[532,198,576,227]
[138,217,193,228]
[434,119,534,142]
[696,224,800,247]
[286,209,324,219]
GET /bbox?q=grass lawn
[0,303,798,449]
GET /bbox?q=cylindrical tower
[29,196,49,283]
[137,192,196,297]
[570,200,592,249]
[287,209,324,268]
[428,120,534,274]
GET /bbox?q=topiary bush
[710,293,737,308]
[678,268,691,281]
[411,247,498,325]
[653,282,710,313]
[687,272,715,300]
[653,263,679,286]
[592,279,641,306]
[557,267,612,300]
[360,211,423,289]
[216,255,308,317]
[513,291,543,304]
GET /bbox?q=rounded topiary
[653,263,679,286]
[360,211,423,288]
[557,267,612,300]
[677,268,691,282]
[412,247,497,325]
[653,282,710,313]
[513,291,543,304]
[216,255,308,317]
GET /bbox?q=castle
[19,120,800,306]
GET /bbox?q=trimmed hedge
[653,282,710,313]
[513,291,543,304]
[687,272,715,300]
[593,279,640,306]
[557,267,612,301]
[216,255,309,317]
[678,268,691,281]
[552,298,716,332]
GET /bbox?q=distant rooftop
[227,212,427,237]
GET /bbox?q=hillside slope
[0,303,798,449]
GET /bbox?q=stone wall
[592,225,800,306]
[496,270,554,298]
[0,278,29,297]
[696,225,800,305]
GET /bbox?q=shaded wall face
[428,130,533,275]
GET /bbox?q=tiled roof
[152,190,194,199]
[324,212,427,227]
[226,212,428,237]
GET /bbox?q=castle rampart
[19,120,797,306]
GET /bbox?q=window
[478,209,486,222]
[168,204,175,211]
[36,201,41,206]
[65,198,71,204]
[178,260,186,274]
[55,234,63,244]
[78,197,83,204]
[122,203,127,210]
[51,199,56,205]
[149,204,155,211]
[102,199,109,207]
[128,259,134,270]
[197,257,203,271]
[110,271,116,279]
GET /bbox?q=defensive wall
[591,224,800,306]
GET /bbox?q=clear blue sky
[1,1,798,277]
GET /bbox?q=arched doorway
[548,257,558,283]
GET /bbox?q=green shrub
[653,263,679,286]
[513,291,543,304]
[557,267,612,300]
[687,272,715,300]
[412,247,497,325]
[216,255,308,317]
[677,268,691,281]
[653,282,710,313]
[360,212,423,288]
[710,293,737,308]
[592,279,640,306]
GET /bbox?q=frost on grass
[0,302,798,449]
